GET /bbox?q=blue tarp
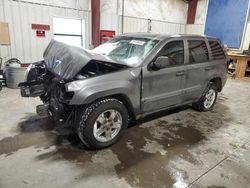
[205,0,249,49]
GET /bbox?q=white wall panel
[119,16,204,35]
[101,0,118,14]
[0,0,6,62]
[120,0,188,24]
[243,23,250,50]
[0,0,4,19]
[13,0,90,10]
[151,21,185,34]
[119,16,148,33]
[100,13,118,32]
[185,24,204,34]
[0,0,91,64]
[195,0,208,25]
[100,0,189,32]
[100,0,119,33]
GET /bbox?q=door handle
[176,71,185,76]
[205,67,213,71]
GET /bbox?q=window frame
[208,39,226,60]
[186,38,211,64]
[53,17,84,47]
[153,39,186,68]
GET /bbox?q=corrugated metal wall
[118,16,204,35]
[0,0,91,64]
[0,0,206,65]
[100,13,118,33]
[185,24,204,34]
[151,20,186,34]
[118,16,149,33]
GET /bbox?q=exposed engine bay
[75,60,127,80]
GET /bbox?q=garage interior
[0,0,250,188]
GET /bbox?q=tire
[192,83,218,112]
[77,98,128,149]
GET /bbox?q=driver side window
[157,40,184,66]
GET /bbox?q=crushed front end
[19,40,128,125]
[19,61,76,124]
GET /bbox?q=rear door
[183,38,211,102]
[141,40,187,113]
[207,39,228,86]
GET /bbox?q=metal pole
[121,0,125,34]
[148,19,152,33]
[91,0,100,47]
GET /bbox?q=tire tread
[192,82,218,112]
[77,98,126,149]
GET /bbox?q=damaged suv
[19,34,228,149]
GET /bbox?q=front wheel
[77,98,128,149]
[192,83,218,112]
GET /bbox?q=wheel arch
[78,93,136,122]
[104,94,136,121]
[210,77,222,92]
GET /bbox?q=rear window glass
[209,40,225,60]
[188,40,209,63]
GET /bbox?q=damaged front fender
[65,68,142,116]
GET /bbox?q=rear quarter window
[208,40,225,60]
[188,40,209,63]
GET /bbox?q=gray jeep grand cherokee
[19,33,228,149]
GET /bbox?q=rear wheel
[192,83,218,112]
[77,98,128,149]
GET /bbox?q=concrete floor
[0,79,250,188]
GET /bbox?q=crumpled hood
[43,39,119,80]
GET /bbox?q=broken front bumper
[18,62,46,97]
[19,81,45,97]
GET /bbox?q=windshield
[91,37,159,66]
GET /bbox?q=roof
[118,33,218,41]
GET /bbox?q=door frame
[182,37,214,102]
[141,38,189,113]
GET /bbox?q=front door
[141,40,187,113]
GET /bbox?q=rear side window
[209,40,225,60]
[188,40,209,63]
[157,40,184,66]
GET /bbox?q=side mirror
[151,56,170,70]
